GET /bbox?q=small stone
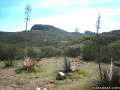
[43,88,48,90]
[49,80,55,84]
[36,87,41,90]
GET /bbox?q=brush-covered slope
[0,24,81,47]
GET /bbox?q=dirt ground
[0,57,98,90]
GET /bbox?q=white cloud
[30,7,120,33]
[1,0,120,32]
[32,0,92,9]
[31,0,117,9]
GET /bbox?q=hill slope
[0,24,81,47]
[0,24,120,47]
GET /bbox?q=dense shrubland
[0,29,120,64]
[0,27,120,90]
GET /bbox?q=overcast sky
[0,0,120,32]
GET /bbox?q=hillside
[0,25,120,48]
[0,24,81,47]
[0,26,120,61]
[99,30,120,45]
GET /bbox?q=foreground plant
[56,57,71,80]
[92,67,120,90]
[63,56,71,74]
[15,57,35,73]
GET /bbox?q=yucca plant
[92,67,120,90]
[4,59,14,68]
[63,56,71,74]
[23,57,35,72]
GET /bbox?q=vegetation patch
[16,67,57,78]
[66,69,89,80]
[91,67,120,90]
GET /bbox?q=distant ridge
[31,24,62,31]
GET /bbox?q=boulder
[15,67,24,73]
[56,72,66,80]
[114,61,120,67]
[49,80,55,84]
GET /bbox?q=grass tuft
[67,69,89,80]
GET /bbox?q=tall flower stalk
[96,12,102,79]
[24,5,31,57]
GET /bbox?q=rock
[70,65,76,72]
[58,72,65,76]
[56,72,66,80]
[36,58,42,61]
[15,67,23,73]
[36,87,41,90]
[43,88,48,90]
[49,80,55,84]
[114,61,120,67]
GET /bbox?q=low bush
[40,47,63,58]
[3,59,14,68]
[66,69,89,80]
[64,45,81,57]
[81,43,96,61]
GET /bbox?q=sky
[0,0,120,33]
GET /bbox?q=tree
[81,40,97,61]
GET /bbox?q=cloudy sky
[0,0,120,32]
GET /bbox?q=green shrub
[108,40,120,61]
[40,47,63,58]
[0,45,17,67]
[77,69,89,77]
[66,69,89,80]
[3,59,14,68]
[15,48,25,60]
[81,43,96,61]
[64,45,81,57]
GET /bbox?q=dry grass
[0,57,98,90]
